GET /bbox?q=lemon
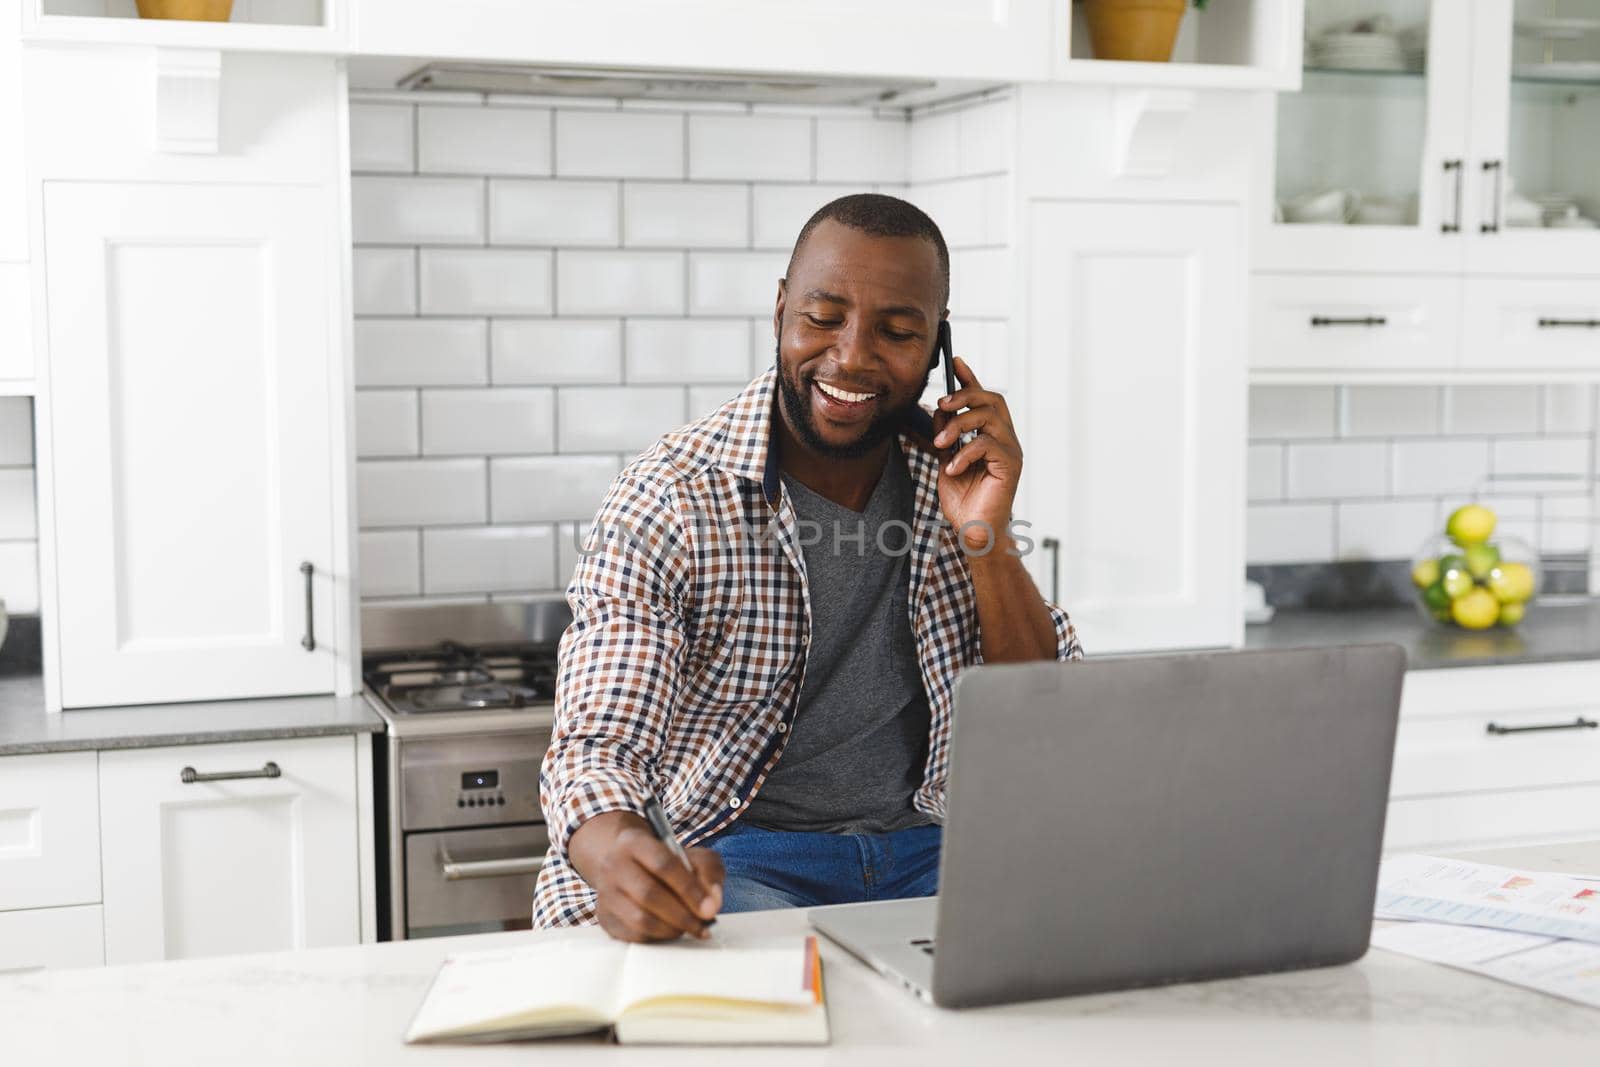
[1487,561,1535,604]
[1446,504,1497,547]
[1498,602,1526,627]
[1464,542,1500,579]
[1411,558,1440,588]
[1441,568,1475,599]
[1451,587,1500,630]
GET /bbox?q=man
[535,194,1082,942]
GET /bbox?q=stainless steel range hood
[396,62,934,107]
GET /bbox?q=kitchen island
[3,842,1597,1064]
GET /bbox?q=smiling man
[534,194,1083,942]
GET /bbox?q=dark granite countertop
[0,675,384,756]
[1245,599,1600,670]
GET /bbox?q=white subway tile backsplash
[557,387,687,453]
[1476,494,1540,547]
[1543,385,1596,434]
[352,248,417,315]
[493,319,623,385]
[623,183,748,248]
[815,117,908,184]
[558,250,685,315]
[420,249,553,314]
[689,384,743,418]
[1391,440,1491,496]
[422,387,555,456]
[751,184,859,250]
[687,114,811,181]
[358,530,420,597]
[1492,437,1591,478]
[490,454,621,523]
[352,176,484,246]
[1247,444,1283,502]
[489,179,619,246]
[355,390,420,458]
[688,252,787,316]
[556,520,592,590]
[958,99,1013,175]
[358,458,486,527]
[1336,499,1436,560]
[0,398,33,466]
[557,110,683,179]
[423,525,558,594]
[1249,386,1337,440]
[948,248,1009,318]
[0,469,36,539]
[354,319,488,387]
[981,175,1010,246]
[909,109,960,183]
[906,179,985,249]
[1343,386,1441,437]
[750,318,775,375]
[1246,504,1335,564]
[349,103,414,173]
[418,105,552,176]
[1447,385,1541,435]
[1541,495,1593,555]
[0,541,39,614]
[1285,442,1387,499]
[625,319,750,383]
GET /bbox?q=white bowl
[1284,189,1357,224]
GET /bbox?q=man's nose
[831,320,872,369]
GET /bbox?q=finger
[689,849,726,916]
[952,354,980,390]
[946,434,1017,477]
[937,383,1007,414]
[932,408,1017,450]
[616,861,711,939]
[635,843,720,924]
[608,894,683,942]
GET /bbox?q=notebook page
[405,939,629,1042]
[616,937,818,1012]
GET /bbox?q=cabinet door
[45,183,337,707]
[1026,201,1243,654]
[98,736,359,965]
[354,0,1052,81]
[1251,273,1463,372]
[1460,277,1600,370]
[0,905,104,975]
[0,750,100,912]
[1258,0,1474,274]
[1462,0,1600,275]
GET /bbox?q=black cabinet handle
[181,761,282,784]
[1042,537,1060,603]
[1485,717,1597,736]
[1480,160,1503,234]
[1538,318,1600,329]
[1442,159,1463,233]
[300,561,316,652]
[1311,316,1387,327]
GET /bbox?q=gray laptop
[809,644,1406,1009]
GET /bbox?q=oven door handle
[439,846,547,881]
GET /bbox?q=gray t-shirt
[741,442,936,835]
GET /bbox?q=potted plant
[1083,0,1207,63]
[135,0,234,20]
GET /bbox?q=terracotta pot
[1083,0,1187,63]
[135,0,234,20]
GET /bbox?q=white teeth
[816,380,876,403]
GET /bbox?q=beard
[773,342,935,460]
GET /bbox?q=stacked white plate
[1309,31,1407,72]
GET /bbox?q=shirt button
[776,722,788,733]
[729,797,742,809]
[800,633,810,647]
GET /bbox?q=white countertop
[4,841,1599,1065]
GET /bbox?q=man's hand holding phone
[568,811,724,943]
[933,350,1025,553]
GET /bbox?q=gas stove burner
[436,667,493,685]
[458,683,544,708]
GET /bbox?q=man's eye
[805,315,842,328]
[885,330,916,342]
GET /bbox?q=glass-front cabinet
[1255,0,1600,376]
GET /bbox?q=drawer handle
[180,761,282,784]
[1311,316,1387,327]
[300,561,316,652]
[1441,159,1462,234]
[1538,318,1600,329]
[439,847,547,881]
[1485,717,1597,736]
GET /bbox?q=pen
[643,793,717,928]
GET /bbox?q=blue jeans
[703,820,942,913]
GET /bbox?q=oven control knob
[497,796,506,806]
[456,799,465,808]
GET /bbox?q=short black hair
[786,193,950,309]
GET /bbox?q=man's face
[774,219,945,460]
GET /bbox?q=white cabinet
[98,735,361,965]
[0,905,104,975]
[44,182,341,708]
[1252,273,1462,374]
[353,0,1054,82]
[1384,660,1600,853]
[0,0,32,385]
[0,750,100,912]
[1026,200,1244,653]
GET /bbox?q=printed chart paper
[1375,855,1600,944]
[1372,920,1600,1010]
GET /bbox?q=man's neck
[774,415,893,514]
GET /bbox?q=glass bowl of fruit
[1411,504,1539,630]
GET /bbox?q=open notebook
[404,933,828,1045]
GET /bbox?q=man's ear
[773,278,787,341]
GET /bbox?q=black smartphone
[938,320,956,398]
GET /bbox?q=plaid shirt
[533,367,1083,927]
